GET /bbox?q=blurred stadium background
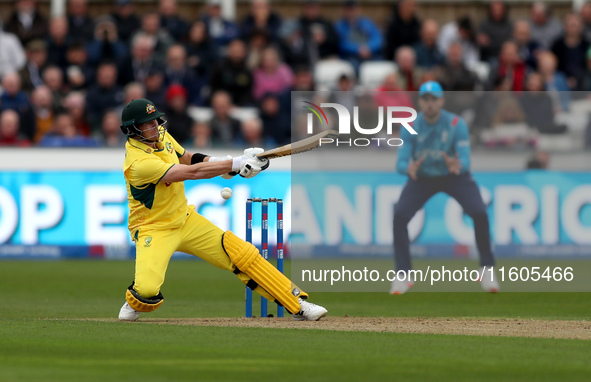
[1,0,591,264]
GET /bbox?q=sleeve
[454,119,471,171]
[167,132,186,158]
[364,19,383,54]
[396,127,414,175]
[335,21,361,55]
[126,157,175,186]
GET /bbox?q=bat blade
[257,130,339,159]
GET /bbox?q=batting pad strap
[222,231,308,314]
[126,287,164,312]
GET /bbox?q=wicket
[245,198,284,318]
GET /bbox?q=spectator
[245,28,269,70]
[111,0,141,45]
[520,72,566,134]
[551,13,589,90]
[582,2,591,42]
[209,39,252,106]
[259,93,288,145]
[100,110,126,147]
[209,90,241,147]
[526,150,550,169]
[0,110,30,147]
[279,19,311,68]
[280,0,338,67]
[329,74,356,117]
[63,91,90,136]
[537,51,570,112]
[514,20,540,70]
[201,0,240,53]
[164,44,203,105]
[436,41,478,91]
[413,19,444,69]
[395,46,423,91]
[191,121,213,148]
[67,0,94,43]
[4,0,47,46]
[42,66,67,110]
[241,0,282,41]
[163,84,193,144]
[490,40,528,92]
[40,112,98,147]
[118,34,163,86]
[86,62,123,130]
[185,20,217,78]
[115,82,146,118]
[335,1,383,71]
[374,72,414,111]
[159,0,189,42]
[252,46,294,101]
[298,0,339,60]
[284,65,316,119]
[581,47,591,91]
[30,85,55,143]
[46,16,70,71]
[85,16,128,68]
[478,0,513,62]
[144,69,166,111]
[0,24,26,79]
[1,72,31,113]
[491,91,525,128]
[65,41,94,90]
[472,76,512,132]
[238,117,274,147]
[528,2,563,50]
[19,39,47,92]
[292,65,315,92]
[133,12,174,58]
[384,0,421,61]
[438,16,479,67]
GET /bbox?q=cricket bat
[256,130,340,159]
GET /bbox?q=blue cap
[418,81,444,98]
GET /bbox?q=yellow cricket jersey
[123,132,189,239]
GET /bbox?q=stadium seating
[314,59,356,90]
[359,61,398,89]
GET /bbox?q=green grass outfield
[1,260,590,381]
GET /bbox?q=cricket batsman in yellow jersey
[117,98,327,321]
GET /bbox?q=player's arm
[161,160,234,182]
[396,128,414,175]
[454,119,471,171]
[179,150,214,165]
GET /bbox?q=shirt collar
[127,137,162,153]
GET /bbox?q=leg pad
[223,231,307,314]
[126,284,164,312]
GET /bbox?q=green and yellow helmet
[120,98,167,142]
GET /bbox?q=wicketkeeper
[392,82,499,294]
[117,98,327,321]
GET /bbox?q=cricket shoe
[118,301,141,321]
[292,298,328,321]
[479,266,500,293]
[389,272,415,295]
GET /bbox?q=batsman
[117,98,327,321]
[391,82,499,294]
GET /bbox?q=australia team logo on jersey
[165,142,173,153]
[144,237,152,247]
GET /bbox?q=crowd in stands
[1,0,591,149]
